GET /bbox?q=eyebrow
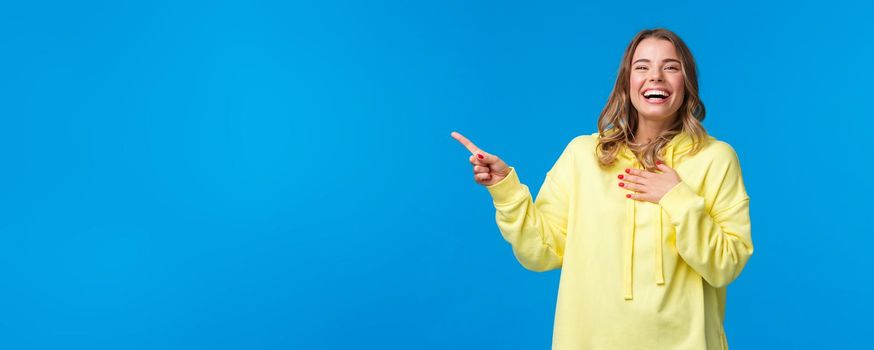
[632,58,682,65]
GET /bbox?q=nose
[647,69,664,82]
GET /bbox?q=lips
[641,88,671,104]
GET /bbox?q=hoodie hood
[615,131,696,165]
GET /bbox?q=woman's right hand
[451,131,511,187]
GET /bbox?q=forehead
[632,38,679,61]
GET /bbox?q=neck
[634,115,675,144]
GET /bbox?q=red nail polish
[624,168,630,174]
[477,154,484,159]
[656,160,663,165]
[618,174,624,179]
[626,194,631,198]
[619,182,625,187]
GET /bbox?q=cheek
[630,75,646,90]
[670,78,685,103]
[629,76,645,99]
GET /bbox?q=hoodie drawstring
[654,144,676,286]
[622,135,687,300]
[655,204,665,285]
[623,185,636,300]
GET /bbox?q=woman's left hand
[618,162,682,204]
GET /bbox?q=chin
[635,101,682,121]
[637,109,675,121]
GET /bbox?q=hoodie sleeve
[484,138,577,272]
[658,143,753,288]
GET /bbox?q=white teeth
[643,89,669,98]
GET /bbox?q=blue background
[1,0,871,348]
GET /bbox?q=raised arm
[452,131,576,272]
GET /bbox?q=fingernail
[477,154,484,159]
[618,174,624,179]
[656,160,663,165]
[624,168,630,174]
[626,194,632,198]
[619,182,625,187]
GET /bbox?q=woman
[451,28,752,349]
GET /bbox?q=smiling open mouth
[642,89,670,104]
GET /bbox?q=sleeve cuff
[658,181,703,222]
[485,167,528,205]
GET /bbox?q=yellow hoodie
[486,131,753,350]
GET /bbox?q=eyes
[634,65,681,72]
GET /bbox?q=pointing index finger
[450,131,482,155]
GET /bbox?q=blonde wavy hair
[597,28,707,171]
